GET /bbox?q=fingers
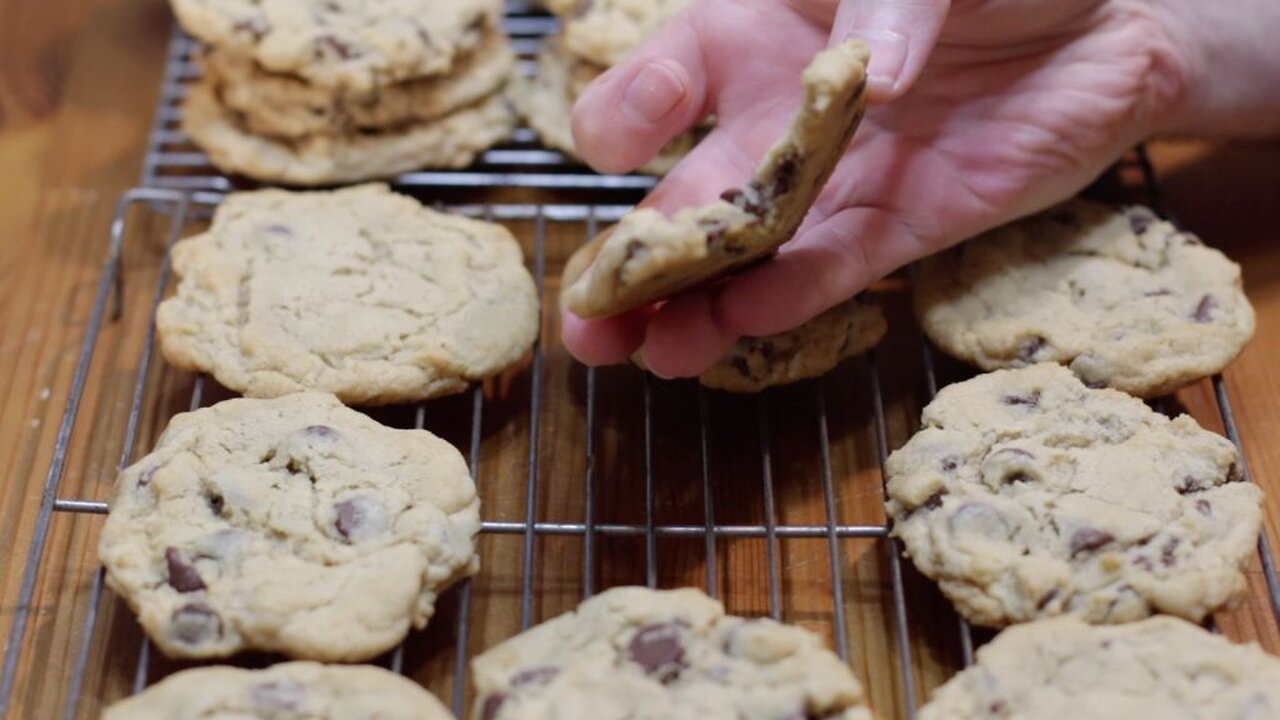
[571,10,711,174]
[637,290,739,379]
[714,206,929,337]
[831,0,951,101]
[560,308,651,366]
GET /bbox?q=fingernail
[845,29,908,95]
[621,60,687,124]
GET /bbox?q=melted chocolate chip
[1002,391,1041,408]
[1161,537,1181,567]
[720,185,765,217]
[770,152,800,198]
[627,622,687,682]
[940,457,958,472]
[511,665,559,688]
[252,681,304,712]
[1017,336,1047,363]
[1176,476,1205,495]
[1036,588,1059,610]
[1069,528,1114,558]
[1127,207,1156,235]
[171,602,222,645]
[479,693,507,720]
[165,547,206,593]
[1195,499,1212,516]
[207,492,225,517]
[922,489,948,511]
[623,239,645,264]
[1192,294,1217,323]
[334,499,364,540]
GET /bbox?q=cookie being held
[919,615,1280,719]
[915,198,1255,397]
[885,363,1262,628]
[544,0,690,67]
[102,661,454,719]
[560,40,870,319]
[471,586,876,720]
[98,392,481,661]
[157,184,538,405]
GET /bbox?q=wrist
[1146,0,1280,137]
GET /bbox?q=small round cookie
[170,0,501,92]
[695,299,886,392]
[561,41,870,319]
[544,0,690,67]
[471,586,875,720]
[885,363,1262,628]
[919,615,1280,719]
[513,38,700,176]
[156,184,538,405]
[202,29,515,138]
[182,83,517,185]
[102,661,453,719]
[98,392,481,661]
[915,198,1255,398]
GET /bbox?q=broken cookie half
[561,40,871,319]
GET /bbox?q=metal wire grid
[139,0,659,195]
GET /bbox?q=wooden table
[1,1,1278,718]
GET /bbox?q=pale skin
[561,0,1280,377]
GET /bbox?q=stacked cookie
[519,0,703,174]
[173,0,518,185]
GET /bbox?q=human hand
[561,0,1187,377]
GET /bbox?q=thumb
[831,0,950,102]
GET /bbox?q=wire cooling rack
[139,0,657,196]
[2,0,1279,715]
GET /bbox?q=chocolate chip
[304,424,338,438]
[333,496,387,543]
[626,622,687,682]
[1192,294,1217,323]
[1036,588,1059,610]
[940,457,958,472]
[1069,528,1114,558]
[1161,537,1181,567]
[252,681,304,712]
[511,666,558,687]
[922,489,948,510]
[171,602,222,645]
[1127,207,1156,235]
[207,492,225,517]
[1016,336,1047,363]
[729,355,752,378]
[720,186,765,217]
[1083,378,1109,389]
[1176,476,1205,495]
[623,239,645,264]
[165,547,206,593]
[698,218,727,247]
[334,500,364,540]
[1133,556,1154,571]
[479,693,507,720]
[136,463,164,487]
[317,36,358,60]
[1004,472,1033,485]
[1002,391,1040,408]
[770,152,800,198]
[1227,462,1243,482]
[1195,499,1212,516]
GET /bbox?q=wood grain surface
[1,1,1279,719]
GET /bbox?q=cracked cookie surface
[98,392,481,662]
[182,84,517,185]
[919,615,1280,719]
[201,28,515,138]
[102,661,454,719]
[915,198,1255,398]
[560,40,869,319]
[885,363,1262,628]
[471,586,875,720]
[156,184,538,404]
[171,0,501,92]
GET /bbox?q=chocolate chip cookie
[560,40,870,318]
[885,363,1262,627]
[170,0,501,92]
[156,184,538,404]
[919,615,1280,719]
[915,198,1255,398]
[514,37,702,176]
[102,661,453,719]
[201,28,515,138]
[687,298,886,392]
[544,0,690,67]
[98,392,481,661]
[182,83,517,184]
[471,586,876,720]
